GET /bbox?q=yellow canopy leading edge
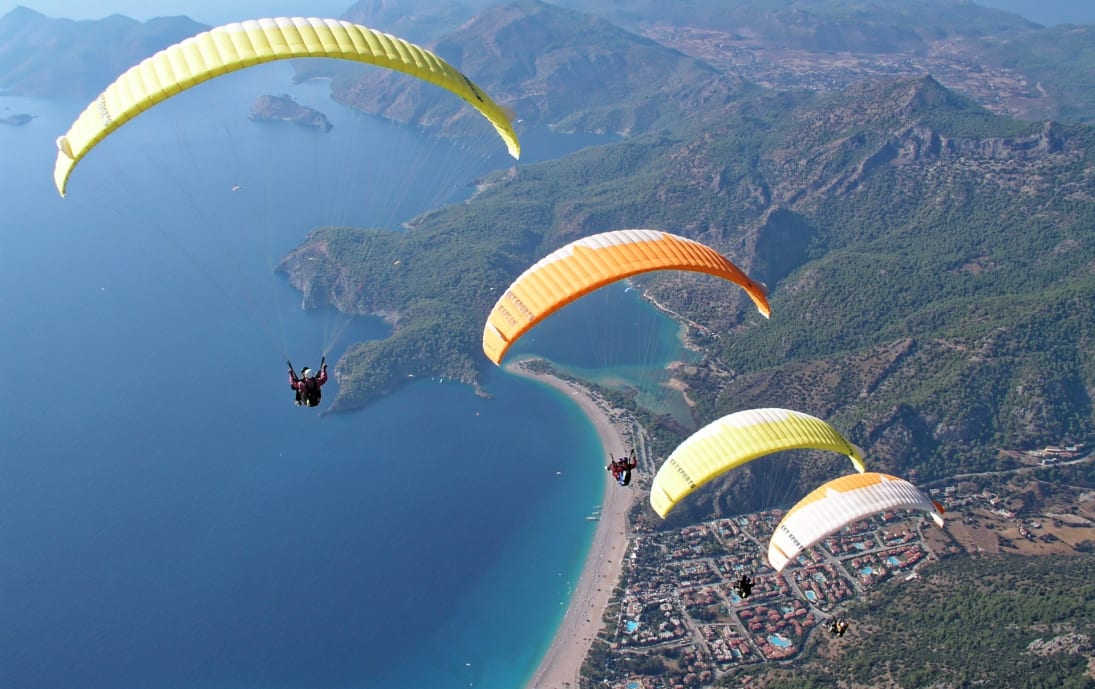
[54,16,521,196]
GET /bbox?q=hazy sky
[1,0,1093,28]
[0,1,356,24]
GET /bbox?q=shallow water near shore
[510,284,700,428]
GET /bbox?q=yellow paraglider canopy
[54,16,521,196]
[649,408,865,518]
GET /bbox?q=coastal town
[588,444,1094,689]
[598,508,939,687]
[643,25,1053,121]
[515,363,1094,689]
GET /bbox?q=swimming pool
[768,633,792,648]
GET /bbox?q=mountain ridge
[0,7,207,100]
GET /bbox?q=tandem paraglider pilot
[607,450,639,487]
[288,358,328,407]
[828,617,849,638]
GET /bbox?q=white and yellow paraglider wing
[54,16,520,196]
[648,408,865,518]
[767,472,944,572]
[482,229,771,365]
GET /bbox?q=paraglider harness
[734,575,754,599]
[608,450,638,486]
[828,617,849,637]
[296,377,322,407]
[289,357,324,407]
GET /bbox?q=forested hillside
[283,70,1094,518]
[724,554,1095,689]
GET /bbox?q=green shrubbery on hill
[282,74,1093,507]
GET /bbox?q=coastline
[505,359,637,689]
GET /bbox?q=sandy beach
[505,360,637,689]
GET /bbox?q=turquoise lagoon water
[0,65,671,689]
[508,283,699,428]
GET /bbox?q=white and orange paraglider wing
[768,472,944,572]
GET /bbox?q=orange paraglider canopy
[482,229,770,365]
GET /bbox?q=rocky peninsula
[249,94,332,132]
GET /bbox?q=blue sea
[0,64,686,689]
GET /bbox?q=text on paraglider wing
[462,75,485,103]
[502,292,535,322]
[667,457,696,490]
[494,305,519,329]
[778,523,804,552]
[95,95,113,126]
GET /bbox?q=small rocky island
[249,94,332,132]
[0,113,35,126]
